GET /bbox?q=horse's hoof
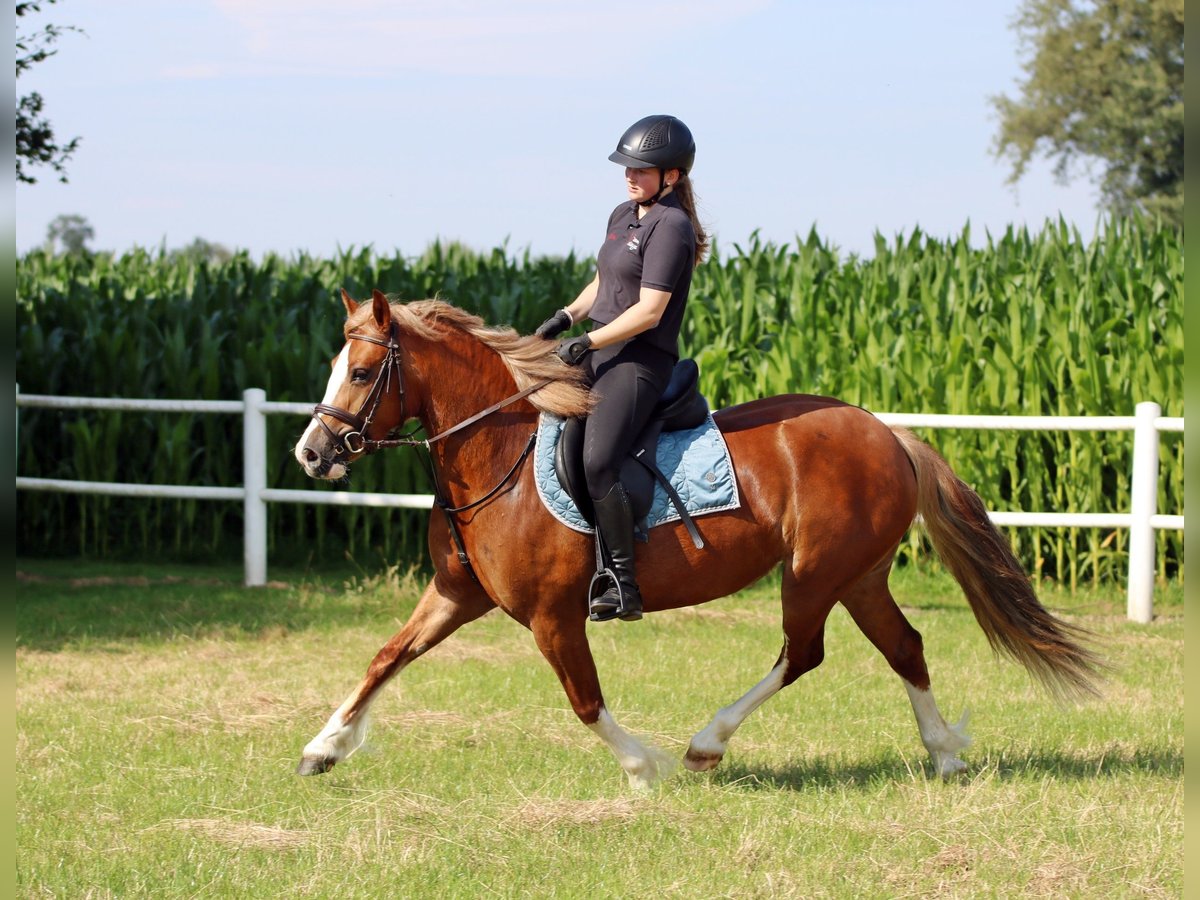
[296,755,334,776]
[683,748,723,772]
[932,752,969,779]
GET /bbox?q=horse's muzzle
[296,442,347,480]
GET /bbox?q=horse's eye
[351,368,370,384]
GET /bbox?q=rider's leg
[590,480,643,621]
[582,343,672,622]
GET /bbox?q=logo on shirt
[626,236,640,253]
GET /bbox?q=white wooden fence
[15,387,1184,622]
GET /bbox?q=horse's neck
[416,332,526,443]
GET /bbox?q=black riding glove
[535,309,572,340]
[556,333,593,366]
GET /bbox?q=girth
[553,358,709,549]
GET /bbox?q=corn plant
[16,219,1182,585]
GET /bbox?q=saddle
[553,358,710,549]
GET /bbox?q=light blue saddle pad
[533,412,741,535]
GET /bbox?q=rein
[375,379,550,451]
[309,326,552,583]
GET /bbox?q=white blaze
[294,345,351,476]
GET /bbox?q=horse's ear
[371,289,390,331]
[341,288,358,315]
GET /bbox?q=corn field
[16,219,1183,586]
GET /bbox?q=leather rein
[308,324,550,582]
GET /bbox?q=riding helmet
[608,115,696,173]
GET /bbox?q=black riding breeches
[582,340,675,500]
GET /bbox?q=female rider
[534,114,708,622]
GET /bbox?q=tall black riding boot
[589,482,644,622]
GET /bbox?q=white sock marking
[302,692,371,766]
[903,679,971,776]
[587,707,676,790]
[688,653,789,767]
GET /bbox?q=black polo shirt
[589,191,696,358]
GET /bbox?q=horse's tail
[890,426,1104,701]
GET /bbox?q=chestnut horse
[293,289,1100,789]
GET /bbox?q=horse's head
[294,289,411,480]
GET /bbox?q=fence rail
[16,387,1184,622]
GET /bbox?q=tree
[16,0,82,184]
[169,238,235,265]
[45,213,93,255]
[991,0,1183,227]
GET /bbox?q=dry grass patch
[1025,858,1094,897]
[926,843,973,875]
[501,797,648,831]
[340,826,427,865]
[131,691,299,735]
[155,817,313,851]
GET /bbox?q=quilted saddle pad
[532,412,741,535]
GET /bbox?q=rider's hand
[534,309,572,340]
[556,333,593,366]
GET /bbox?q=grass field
[16,558,1183,898]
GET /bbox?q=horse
[292,288,1101,790]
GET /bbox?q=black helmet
[608,115,696,173]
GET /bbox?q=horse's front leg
[297,577,493,775]
[529,609,676,791]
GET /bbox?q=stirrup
[588,569,642,622]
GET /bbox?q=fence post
[243,388,268,587]
[1126,401,1160,623]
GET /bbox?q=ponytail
[671,174,709,267]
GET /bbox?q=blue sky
[15,0,1102,260]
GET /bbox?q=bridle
[311,325,407,459]
[307,323,551,583]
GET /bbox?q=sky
[14,0,1104,261]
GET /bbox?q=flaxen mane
[362,298,594,419]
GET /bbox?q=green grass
[16,560,1182,898]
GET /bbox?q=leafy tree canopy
[16,0,82,184]
[991,0,1183,227]
[45,213,93,254]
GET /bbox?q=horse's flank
[349,297,594,420]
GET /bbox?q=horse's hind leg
[682,642,797,772]
[840,564,970,777]
[684,572,834,773]
[297,576,493,775]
